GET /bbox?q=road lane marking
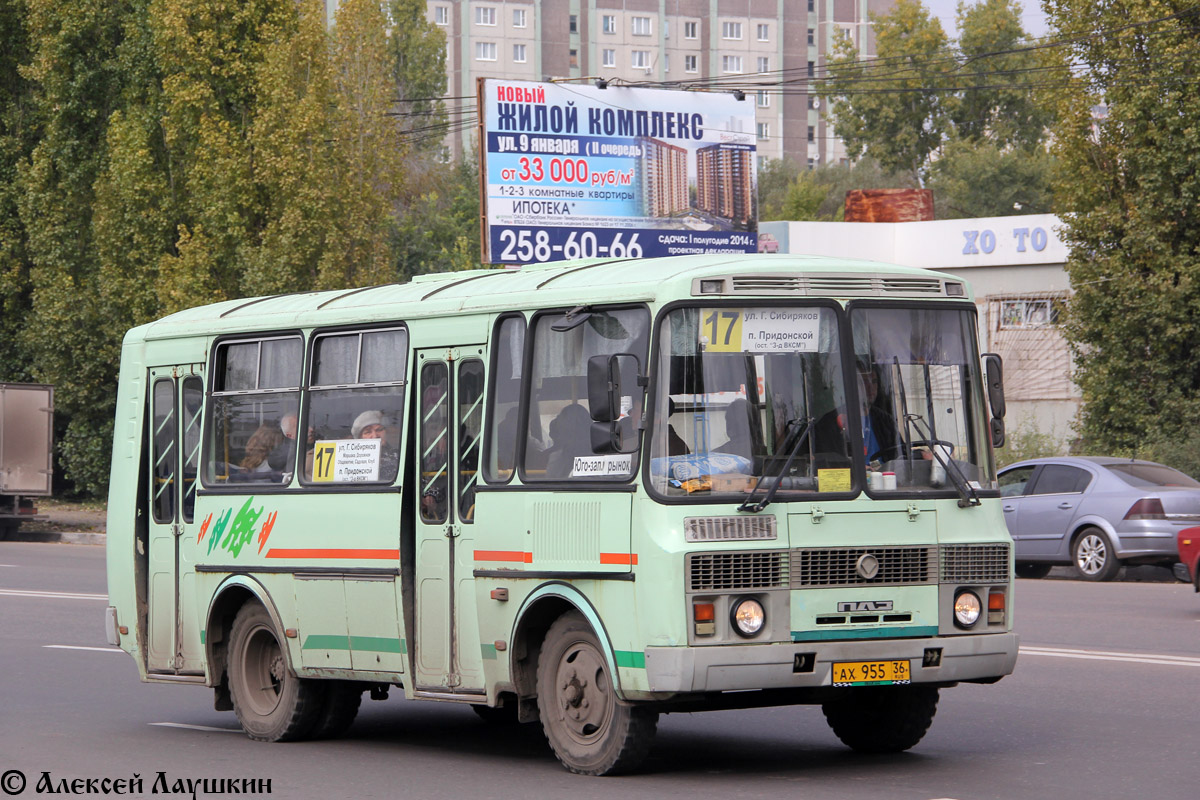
[43,645,124,653]
[150,722,241,734]
[0,588,106,601]
[1020,645,1200,668]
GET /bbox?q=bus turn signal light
[988,590,1005,625]
[694,602,715,636]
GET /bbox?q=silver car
[998,457,1200,581]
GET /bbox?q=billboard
[479,79,758,265]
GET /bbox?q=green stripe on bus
[200,630,205,645]
[614,650,645,669]
[791,625,939,642]
[481,643,498,660]
[301,635,407,653]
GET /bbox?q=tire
[227,603,322,742]
[1015,563,1052,579]
[822,686,939,754]
[536,611,658,776]
[1073,527,1121,582]
[310,681,363,739]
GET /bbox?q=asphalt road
[2,540,1199,800]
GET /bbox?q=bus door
[146,367,205,673]
[412,348,486,692]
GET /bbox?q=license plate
[831,659,911,686]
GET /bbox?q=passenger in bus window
[546,403,591,479]
[353,409,400,479]
[241,424,284,475]
[267,413,312,476]
[714,398,754,460]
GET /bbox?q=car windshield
[1105,462,1200,488]
[647,305,855,499]
[848,305,995,493]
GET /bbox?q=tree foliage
[1044,1,1200,454]
[0,0,465,496]
[759,158,917,222]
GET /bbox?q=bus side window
[457,359,484,521]
[205,337,303,486]
[302,327,407,486]
[419,362,449,523]
[484,314,525,483]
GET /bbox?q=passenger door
[146,367,205,673]
[1014,464,1093,556]
[412,347,486,693]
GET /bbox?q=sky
[922,0,1051,40]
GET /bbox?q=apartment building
[425,0,891,167]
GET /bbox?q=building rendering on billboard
[479,79,757,264]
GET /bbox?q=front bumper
[644,632,1018,693]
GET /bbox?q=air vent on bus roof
[697,273,956,298]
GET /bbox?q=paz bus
[106,254,1016,775]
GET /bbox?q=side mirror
[982,353,1006,419]
[587,353,642,454]
[990,417,1005,449]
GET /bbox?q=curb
[5,530,106,546]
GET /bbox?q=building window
[569,14,577,33]
[685,54,697,72]
[475,6,495,26]
[722,21,742,40]
[722,54,743,73]
[808,0,815,11]
[632,16,652,36]
[807,60,815,78]
[603,48,615,68]
[807,27,815,46]
[757,56,769,73]
[602,14,615,34]
[807,125,815,142]
[757,90,770,107]
[434,5,448,25]
[569,48,578,68]
[664,53,670,72]
[512,8,526,28]
[999,299,1060,329]
[475,41,497,61]
[757,122,769,140]
[513,44,526,63]
[757,23,769,41]
[684,21,697,39]
[631,50,651,69]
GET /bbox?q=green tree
[756,157,804,221]
[1044,1,1200,452]
[819,0,951,183]
[387,0,447,151]
[926,140,1053,218]
[393,157,482,277]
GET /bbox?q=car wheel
[1072,528,1121,582]
[1015,563,1052,579]
[536,611,657,775]
[227,603,322,741]
[822,686,939,753]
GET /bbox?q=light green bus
[106,254,1016,775]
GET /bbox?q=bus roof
[127,254,970,343]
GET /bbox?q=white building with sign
[761,214,1077,447]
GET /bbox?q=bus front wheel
[536,611,657,775]
[227,603,322,742]
[822,685,939,753]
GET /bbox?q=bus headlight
[953,590,982,628]
[731,597,765,637]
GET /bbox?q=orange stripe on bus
[474,550,533,563]
[599,553,638,565]
[264,548,400,560]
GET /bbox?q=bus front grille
[790,546,938,587]
[687,551,789,591]
[940,543,1011,583]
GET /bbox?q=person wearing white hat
[352,409,387,441]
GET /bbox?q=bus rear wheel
[227,603,321,742]
[536,611,657,775]
[310,681,363,739]
[822,685,939,753]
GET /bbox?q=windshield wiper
[738,416,813,513]
[904,413,981,508]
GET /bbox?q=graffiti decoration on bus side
[197,497,278,557]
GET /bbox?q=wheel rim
[550,637,615,746]
[238,623,287,717]
[1076,534,1107,575]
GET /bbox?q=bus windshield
[648,305,855,499]
[647,303,996,500]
